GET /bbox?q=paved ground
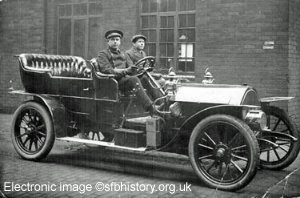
[1,113,300,198]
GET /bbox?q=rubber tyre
[260,106,300,170]
[189,114,260,191]
[11,101,55,161]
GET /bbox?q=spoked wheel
[189,115,259,191]
[11,101,54,161]
[259,105,300,170]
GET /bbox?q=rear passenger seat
[19,53,91,78]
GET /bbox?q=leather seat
[19,53,91,78]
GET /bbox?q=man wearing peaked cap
[131,34,147,43]
[105,30,123,39]
[95,30,160,116]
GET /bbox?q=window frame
[57,1,103,59]
[139,0,196,73]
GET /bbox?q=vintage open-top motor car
[10,53,299,191]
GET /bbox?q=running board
[56,137,147,152]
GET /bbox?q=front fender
[32,95,66,137]
[180,105,253,134]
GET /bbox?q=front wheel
[189,115,259,191]
[11,101,55,161]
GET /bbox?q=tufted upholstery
[19,53,91,78]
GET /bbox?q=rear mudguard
[32,95,66,137]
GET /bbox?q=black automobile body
[10,53,299,191]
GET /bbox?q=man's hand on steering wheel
[126,66,138,75]
[134,56,156,75]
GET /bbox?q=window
[140,0,196,73]
[58,1,103,59]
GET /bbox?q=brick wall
[288,0,300,127]
[0,0,45,113]
[196,0,290,111]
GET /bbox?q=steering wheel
[134,56,156,75]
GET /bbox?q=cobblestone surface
[1,114,300,198]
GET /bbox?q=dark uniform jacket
[96,48,130,80]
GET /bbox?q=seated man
[96,30,160,115]
[125,34,148,65]
[125,34,165,102]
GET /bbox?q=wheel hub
[213,143,231,164]
[25,124,38,137]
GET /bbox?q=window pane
[159,58,170,70]
[73,3,87,16]
[169,0,176,11]
[167,29,174,42]
[59,4,72,16]
[160,29,174,42]
[187,14,195,27]
[179,0,195,11]
[161,16,167,28]
[141,30,156,42]
[149,15,157,28]
[74,19,86,57]
[186,60,195,72]
[178,29,186,41]
[147,43,156,56]
[178,43,194,58]
[178,14,186,28]
[187,29,195,42]
[160,43,174,57]
[148,30,156,42]
[149,0,157,12]
[178,0,187,11]
[141,0,149,13]
[160,30,167,42]
[167,16,174,28]
[178,29,195,42]
[89,2,103,15]
[160,0,176,12]
[58,19,71,55]
[178,61,185,72]
[160,44,167,56]
[161,16,174,28]
[141,16,149,28]
[88,18,101,59]
[160,0,167,12]
[178,60,195,72]
[167,43,174,56]
[141,16,156,29]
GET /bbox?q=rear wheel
[189,115,259,191]
[259,106,300,170]
[11,101,54,161]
